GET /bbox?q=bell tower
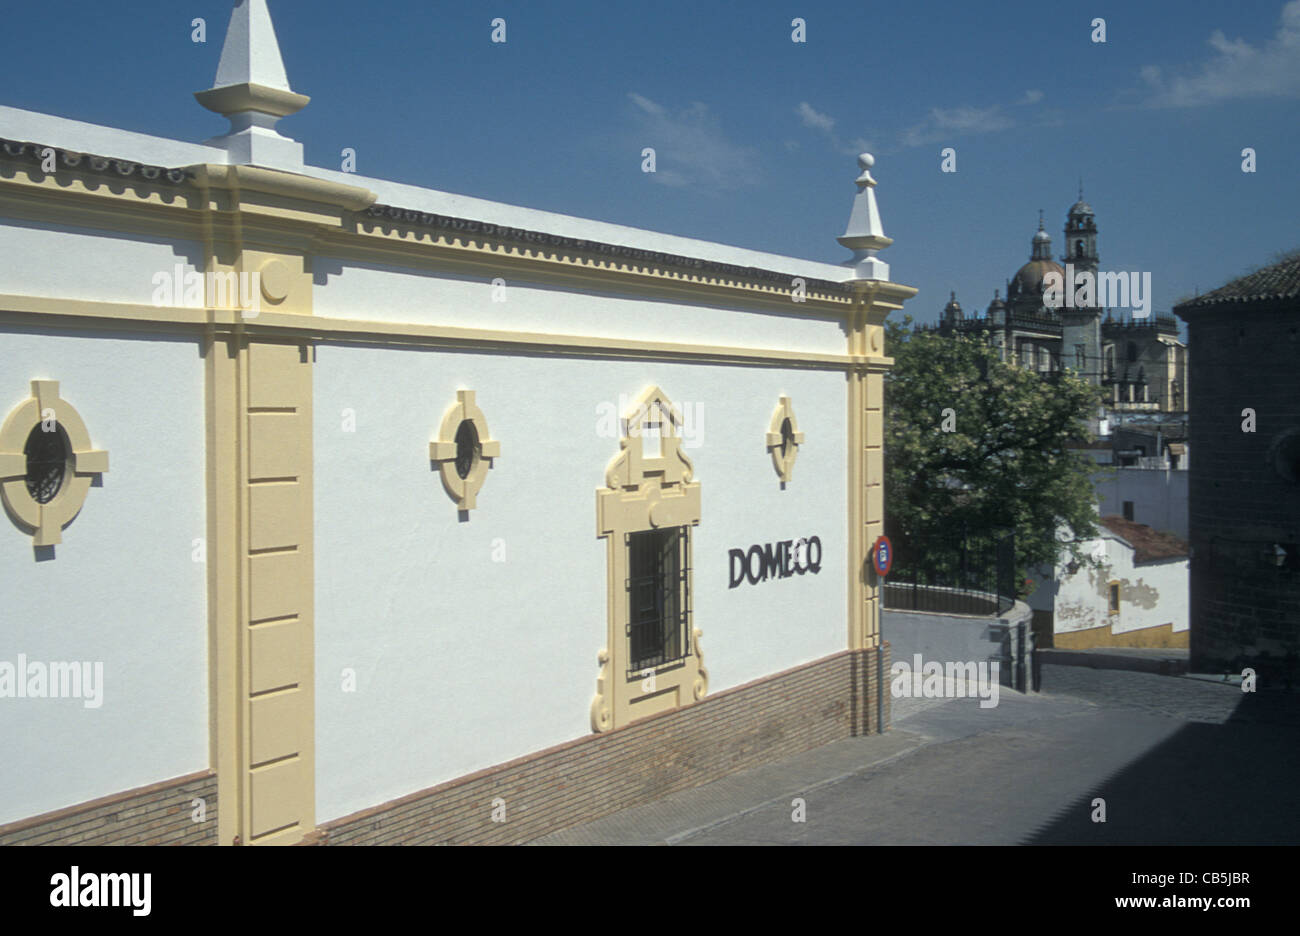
[1063,182,1098,276]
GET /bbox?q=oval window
[454,420,480,480]
[780,418,796,458]
[24,422,71,504]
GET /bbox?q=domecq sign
[728,536,823,587]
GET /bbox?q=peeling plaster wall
[1052,535,1189,636]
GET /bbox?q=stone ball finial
[854,153,877,188]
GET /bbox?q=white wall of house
[1052,534,1189,636]
[1096,467,1188,538]
[312,346,847,822]
[0,219,203,308]
[0,330,209,824]
[311,258,848,355]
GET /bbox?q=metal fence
[882,525,1016,616]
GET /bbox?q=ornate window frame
[429,389,500,512]
[765,395,804,484]
[0,380,109,546]
[591,385,706,732]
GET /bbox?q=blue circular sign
[872,535,893,576]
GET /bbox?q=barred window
[454,419,479,480]
[24,423,71,505]
[626,526,690,673]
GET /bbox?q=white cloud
[797,101,836,132]
[625,93,760,190]
[629,92,665,117]
[1018,89,1045,105]
[795,102,877,155]
[1138,1,1300,107]
[900,105,1014,147]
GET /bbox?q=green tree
[884,317,1107,593]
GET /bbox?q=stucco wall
[0,329,209,824]
[1053,535,1188,635]
[312,346,848,823]
[883,601,1033,690]
[0,218,202,307]
[311,257,848,355]
[1096,467,1188,538]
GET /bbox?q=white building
[1030,516,1189,649]
[0,2,914,845]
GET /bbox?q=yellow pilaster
[197,165,375,844]
[845,281,914,651]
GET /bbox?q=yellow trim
[1108,579,1122,615]
[592,386,705,732]
[429,390,500,512]
[1,165,852,316]
[0,297,853,370]
[1055,621,1189,650]
[844,280,916,651]
[0,380,108,546]
[765,396,804,483]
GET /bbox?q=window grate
[454,419,479,480]
[624,526,692,675]
[24,423,70,505]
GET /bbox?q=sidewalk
[527,730,926,845]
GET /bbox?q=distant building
[1175,252,1300,678]
[932,196,1189,434]
[1031,516,1189,649]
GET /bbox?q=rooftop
[1175,251,1300,310]
[0,0,892,291]
[1099,515,1190,564]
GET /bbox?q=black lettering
[728,549,747,588]
[808,535,823,573]
[746,545,765,584]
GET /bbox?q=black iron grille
[780,418,796,458]
[626,526,691,674]
[454,420,479,480]
[24,423,70,505]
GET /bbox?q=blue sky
[2,0,1297,325]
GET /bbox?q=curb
[1035,648,1188,676]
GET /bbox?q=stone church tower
[1059,189,1103,388]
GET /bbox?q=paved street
[532,664,1300,845]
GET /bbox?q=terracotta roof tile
[1099,515,1190,564]
[1175,252,1300,310]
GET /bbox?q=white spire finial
[195,1,310,170]
[214,0,293,91]
[838,153,893,281]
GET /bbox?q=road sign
[872,535,893,576]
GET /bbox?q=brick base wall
[314,645,888,845]
[0,771,217,846]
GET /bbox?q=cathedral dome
[1069,199,1093,216]
[1009,259,1064,300]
